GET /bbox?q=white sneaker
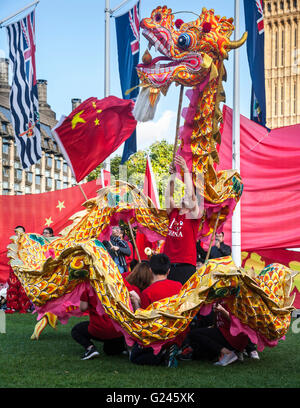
[249,350,260,360]
[214,351,238,366]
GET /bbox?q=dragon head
[134,6,247,120]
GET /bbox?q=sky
[0,0,251,155]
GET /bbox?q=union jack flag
[6,10,42,169]
[255,0,264,34]
[115,1,140,163]
[244,0,267,128]
[129,4,140,55]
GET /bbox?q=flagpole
[0,0,39,27]
[104,0,111,174]
[232,0,242,267]
[103,0,132,175]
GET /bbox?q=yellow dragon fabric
[7,182,297,350]
[6,6,298,350]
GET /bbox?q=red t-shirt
[140,279,182,309]
[81,280,140,339]
[163,208,201,266]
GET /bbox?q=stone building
[264,0,300,128]
[0,57,83,195]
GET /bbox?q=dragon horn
[227,31,248,49]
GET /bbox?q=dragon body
[6,7,298,351]
[7,182,297,350]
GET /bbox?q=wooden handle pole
[205,211,221,264]
[77,183,88,201]
[172,84,185,161]
[128,220,141,263]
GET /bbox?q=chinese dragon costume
[7,6,298,353]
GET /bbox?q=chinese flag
[52,96,137,182]
[1,180,100,283]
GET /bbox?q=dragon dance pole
[128,220,141,263]
[172,84,185,161]
[205,211,221,264]
[104,0,111,174]
[232,0,242,267]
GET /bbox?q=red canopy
[218,105,300,251]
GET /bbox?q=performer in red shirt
[129,254,183,367]
[163,155,203,284]
[71,266,152,360]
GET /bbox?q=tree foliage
[87,139,184,207]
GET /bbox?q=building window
[35,166,41,175]
[2,143,9,155]
[63,182,68,189]
[25,186,31,194]
[294,0,298,9]
[55,180,61,190]
[2,181,9,189]
[294,82,297,114]
[54,172,60,180]
[281,29,284,66]
[3,189,10,195]
[280,1,284,10]
[1,122,8,133]
[15,169,22,181]
[14,183,21,191]
[281,85,284,116]
[63,163,68,174]
[268,2,272,12]
[46,155,52,168]
[55,159,61,170]
[46,178,52,189]
[2,167,10,178]
[26,172,33,183]
[35,188,40,194]
[274,85,278,116]
[275,31,278,67]
[36,175,41,185]
[45,170,51,177]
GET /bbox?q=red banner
[217,105,300,307]
[218,105,300,251]
[0,180,100,283]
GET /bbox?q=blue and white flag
[243,0,267,127]
[115,1,140,164]
[6,10,41,169]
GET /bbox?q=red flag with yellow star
[52,96,137,182]
[0,179,100,283]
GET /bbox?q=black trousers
[71,321,126,355]
[130,343,166,366]
[168,263,196,285]
[187,327,234,361]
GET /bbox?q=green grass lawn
[0,313,299,388]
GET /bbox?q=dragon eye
[155,13,162,22]
[177,33,191,49]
